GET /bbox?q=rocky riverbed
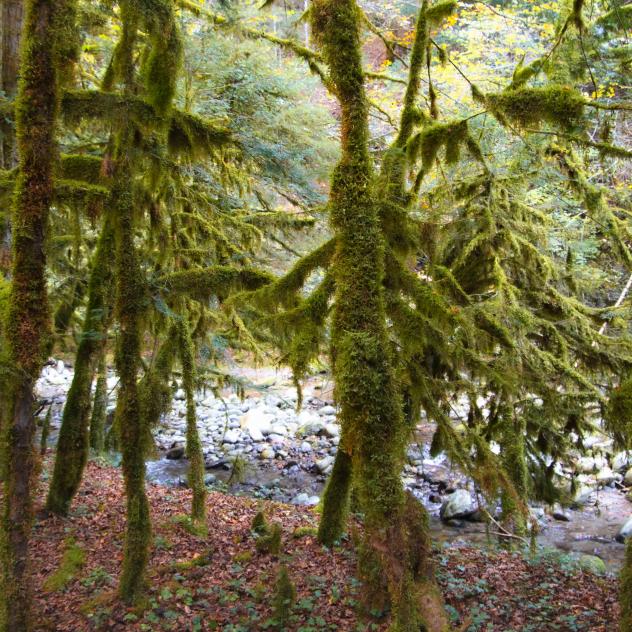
[36,358,632,572]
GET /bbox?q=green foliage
[272,565,296,627]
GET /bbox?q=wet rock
[578,554,606,575]
[205,458,231,471]
[166,444,185,460]
[440,489,476,521]
[552,504,571,522]
[204,473,217,485]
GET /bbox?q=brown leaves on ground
[27,460,619,631]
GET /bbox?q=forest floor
[29,459,619,632]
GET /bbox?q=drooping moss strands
[46,214,115,515]
[0,0,73,629]
[177,318,206,527]
[89,351,108,454]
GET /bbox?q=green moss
[255,522,282,555]
[251,510,268,535]
[605,377,632,450]
[272,565,296,627]
[43,538,86,592]
[621,535,632,631]
[485,86,585,129]
[1,0,72,627]
[292,526,318,539]
[317,448,352,546]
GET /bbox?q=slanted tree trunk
[46,214,115,514]
[0,0,65,628]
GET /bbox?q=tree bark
[0,0,65,628]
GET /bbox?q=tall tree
[0,0,76,628]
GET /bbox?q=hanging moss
[485,86,585,129]
[46,214,115,516]
[159,266,273,302]
[177,318,206,528]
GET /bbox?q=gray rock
[440,489,475,521]
[259,446,275,460]
[319,405,336,416]
[551,504,570,522]
[300,441,312,453]
[316,455,335,474]
[292,493,310,505]
[624,468,632,486]
[324,423,340,438]
[223,429,241,444]
[166,444,185,460]
[617,515,632,542]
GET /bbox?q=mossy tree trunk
[177,319,206,527]
[0,0,68,628]
[0,0,23,272]
[311,2,450,630]
[112,125,151,604]
[621,536,632,631]
[89,348,108,454]
[46,214,115,514]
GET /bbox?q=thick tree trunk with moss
[621,537,632,631]
[317,444,352,545]
[0,0,64,628]
[46,215,115,514]
[112,133,151,604]
[89,351,108,454]
[311,2,450,630]
[178,319,206,527]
